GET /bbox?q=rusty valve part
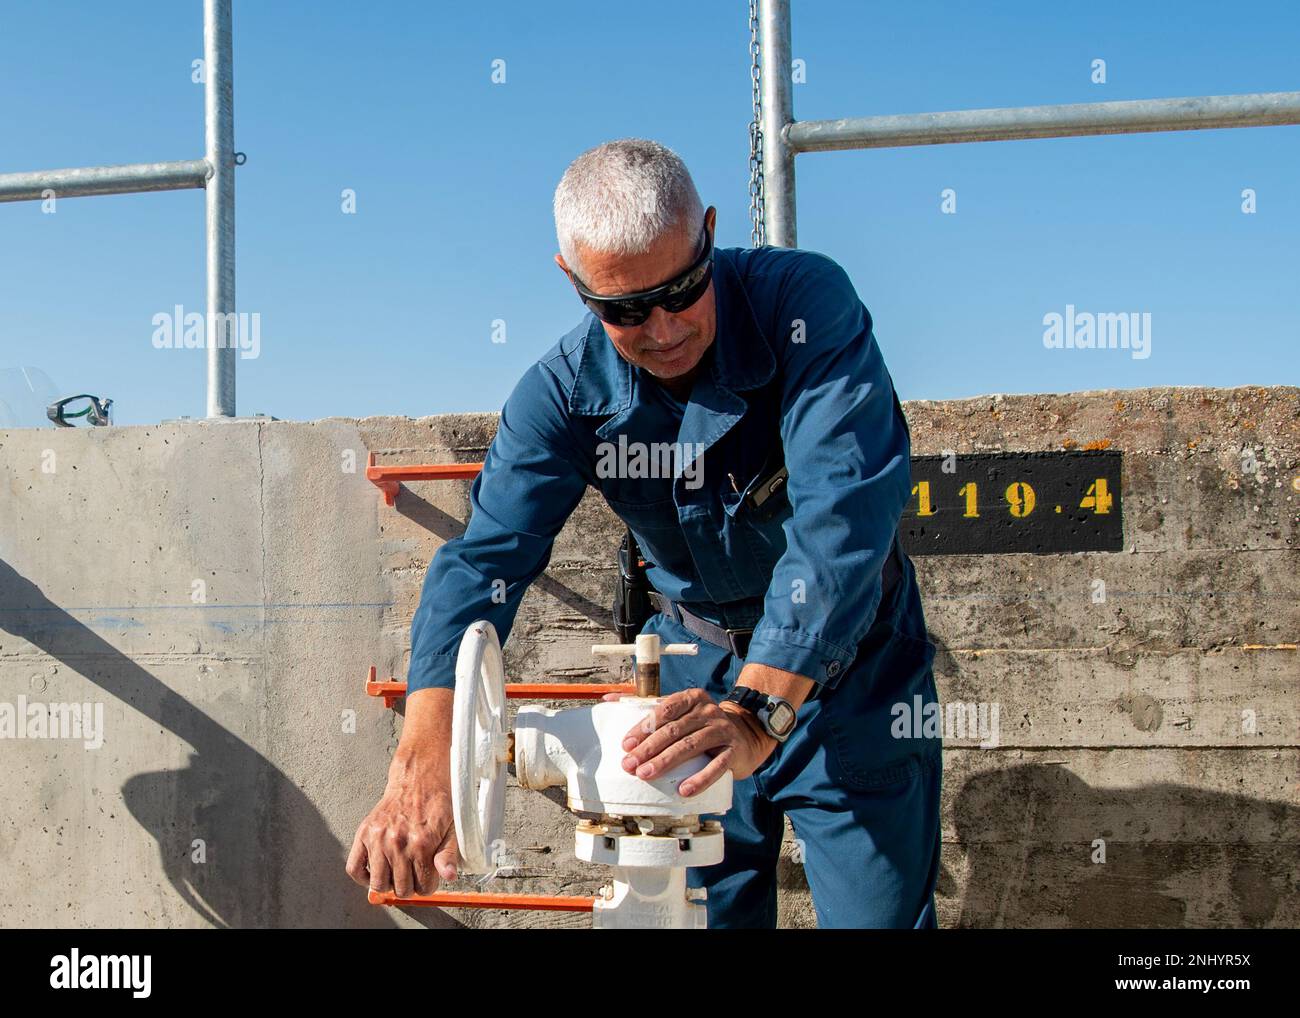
[591,633,698,697]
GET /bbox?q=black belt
[648,591,756,657]
[649,536,904,660]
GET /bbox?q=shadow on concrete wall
[928,635,1297,928]
[946,761,1296,927]
[396,490,611,626]
[0,558,454,929]
[772,763,1295,928]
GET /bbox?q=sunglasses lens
[659,263,711,314]
[587,298,651,326]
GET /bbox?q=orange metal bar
[505,682,635,699]
[365,668,634,706]
[369,890,596,912]
[366,451,483,506]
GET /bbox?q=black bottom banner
[0,927,1290,1005]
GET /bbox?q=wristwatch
[722,685,797,743]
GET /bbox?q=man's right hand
[346,687,460,897]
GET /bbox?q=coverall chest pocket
[720,459,792,585]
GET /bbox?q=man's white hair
[553,138,704,283]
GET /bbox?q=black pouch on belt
[612,528,658,643]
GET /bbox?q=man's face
[555,206,717,383]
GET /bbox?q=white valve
[449,620,509,874]
[447,623,731,927]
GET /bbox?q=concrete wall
[0,384,1295,928]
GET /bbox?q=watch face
[768,702,796,735]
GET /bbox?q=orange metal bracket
[366,667,634,706]
[365,451,483,507]
[364,667,408,708]
[369,890,595,912]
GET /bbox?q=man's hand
[605,660,816,796]
[346,687,459,897]
[604,687,774,796]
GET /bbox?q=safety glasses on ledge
[569,220,714,327]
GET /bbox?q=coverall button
[826,660,841,678]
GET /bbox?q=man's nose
[641,305,687,344]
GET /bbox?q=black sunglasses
[569,221,714,327]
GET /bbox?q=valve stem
[592,633,697,699]
[636,658,660,698]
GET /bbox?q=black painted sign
[900,451,1123,555]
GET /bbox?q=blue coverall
[407,244,943,928]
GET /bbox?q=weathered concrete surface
[0,385,1295,928]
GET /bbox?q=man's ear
[554,253,576,281]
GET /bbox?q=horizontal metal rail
[786,91,1300,153]
[0,160,210,203]
[364,666,637,708]
[369,889,597,911]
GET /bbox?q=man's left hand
[604,687,776,797]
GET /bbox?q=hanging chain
[747,0,765,248]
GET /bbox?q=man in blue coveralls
[347,138,942,928]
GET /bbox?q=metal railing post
[204,0,237,418]
[759,0,797,248]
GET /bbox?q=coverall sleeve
[742,254,912,690]
[405,362,591,693]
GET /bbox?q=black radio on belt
[613,529,657,643]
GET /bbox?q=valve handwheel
[450,621,509,874]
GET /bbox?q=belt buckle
[726,628,752,659]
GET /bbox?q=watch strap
[723,684,767,713]
[724,685,795,741]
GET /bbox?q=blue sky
[1,0,1296,426]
